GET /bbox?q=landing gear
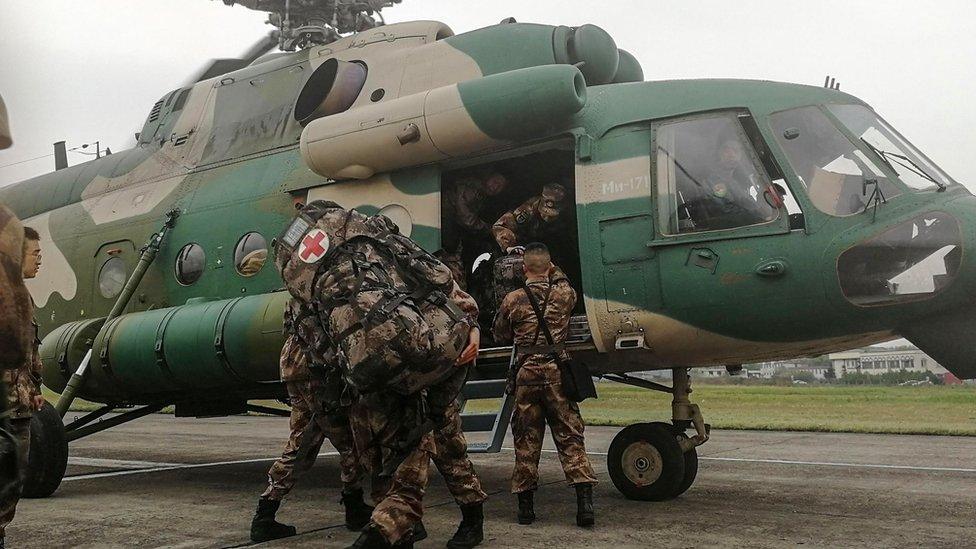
[22,402,69,498]
[604,368,708,501]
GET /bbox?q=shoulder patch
[298,228,330,263]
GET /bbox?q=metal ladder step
[461,349,516,454]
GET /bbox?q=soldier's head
[0,94,11,149]
[22,226,41,279]
[523,242,552,277]
[538,183,567,222]
[719,138,744,168]
[484,172,508,196]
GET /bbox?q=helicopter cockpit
[769,104,953,218]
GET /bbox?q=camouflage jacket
[492,268,576,386]
[3,309,42,419]
[444,177,490,234]
[491,197,565,250]
[0,203,31,372]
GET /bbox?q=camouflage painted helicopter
[2,0,973,503]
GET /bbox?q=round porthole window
[175,243,205,286]
[98,257,127,298]
[235,232,268,277]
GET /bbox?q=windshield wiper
[861,138,947,191]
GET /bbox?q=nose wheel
[607,422,698,501]
[603,368,708,501]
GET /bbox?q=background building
[828,347,954,381]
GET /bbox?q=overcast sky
[1,0,975,189]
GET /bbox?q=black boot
[447,502,485,548]
[250,497,297,542]
[574,483,594,527]
[347,525,393,549]
[516,490,535,525]
[341,487,375,531]
[412,521,427,542]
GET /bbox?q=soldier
[491,183,568,254]
[250,301,372,542]
[439,170,509,290]
[0,93,35,549]
[274,201,482,549]
[0,226,47,545]
[492,242,597,528]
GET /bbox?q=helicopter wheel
[607,422,685,501]
[22,401,69,498]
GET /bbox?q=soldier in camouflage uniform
[0,226,47,545]
[439,170,509,290]
[250,301,372,543]
[1,94,35,549]
[491,183,568,254]
[274,201,483,549]
[492,242,597,528]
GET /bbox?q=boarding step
[461,349,516,454]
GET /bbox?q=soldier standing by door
[492,242,597,528]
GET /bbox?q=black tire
[607,422,684,501]
[646,421,699,499]
[22,401,69,498]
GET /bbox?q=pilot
[439,170,510,290]
[684,137,772,231]
[492,242,597,528]
[0,226,47,544]
[492,183,568,254]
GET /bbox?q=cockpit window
[656,113,779,235]
[770,106,902,217]
[827,104,952,191]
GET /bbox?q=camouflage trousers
[432,401,487,506]
[0,418,30,537]
[510,382,598,493]
[352,393,434,545]
[262,379,362,501]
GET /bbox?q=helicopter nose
[835,210,963,307]
[894,194,976,381]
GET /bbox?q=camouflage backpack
[275,201,470,395]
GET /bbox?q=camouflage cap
[538,183,567,217]
[0,94,11,149]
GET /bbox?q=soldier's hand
[456,327,480,365]
[506,246,525,255]
[33,395,46,411]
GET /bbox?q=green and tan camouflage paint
[2,20,974,403]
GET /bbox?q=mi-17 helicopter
[1,0,973,503]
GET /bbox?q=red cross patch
[298,229,330,263]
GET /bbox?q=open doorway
[440,146,583,337]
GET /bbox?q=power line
[0,152,54,170]
[0,142,106,170]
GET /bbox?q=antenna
[823,75,841,90]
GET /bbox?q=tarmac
[8,414,976,548]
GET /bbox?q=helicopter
[1,0,973,504]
